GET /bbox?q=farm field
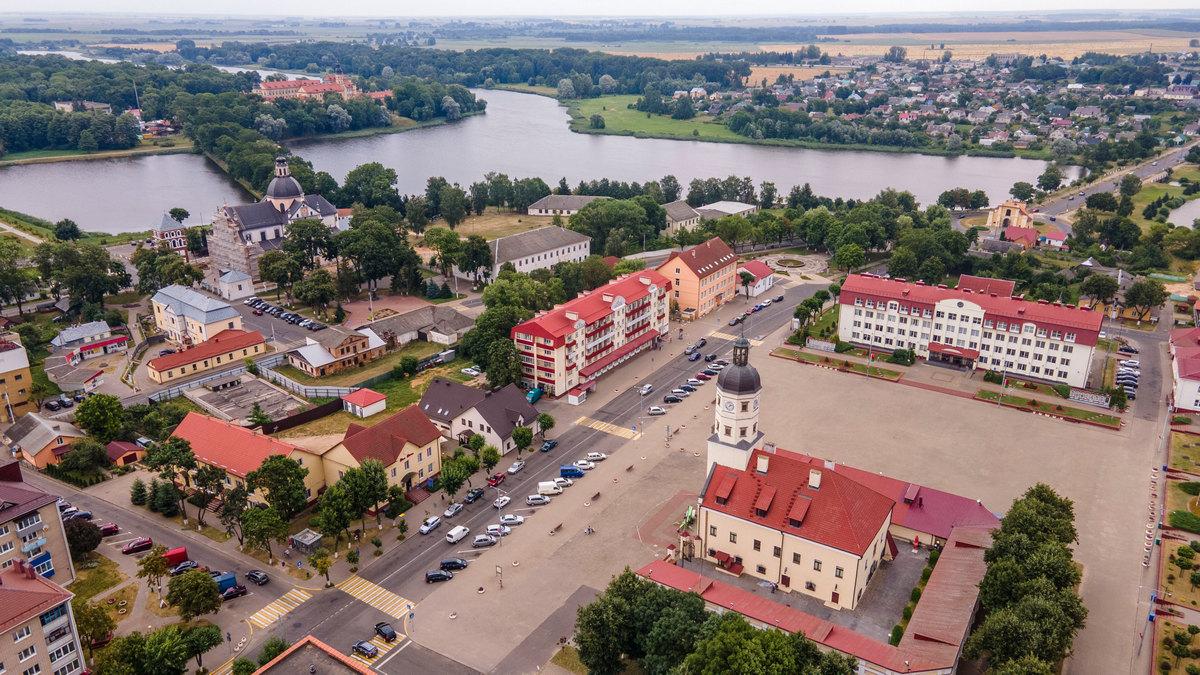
[747,65,852,84]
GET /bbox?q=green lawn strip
[975,390,1120,427]
[67,552,127,602]
[1171,432,1200,476]
[1153,619,1200,674]
[809,306,838,338]
[772,347,902,380]
[272,341,443,386]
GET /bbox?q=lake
[0,85,1069,233]
[1170,198,1200,229]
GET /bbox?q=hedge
[1170,510,1200,534]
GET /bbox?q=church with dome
[208,157,341,280]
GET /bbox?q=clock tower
[707,335,764,473]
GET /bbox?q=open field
[1130,165,1200,231]
[569,95,745,142]
[454,207,549,240]
[747,65,852,84]
[0,135,194,166]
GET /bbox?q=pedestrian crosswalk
[246,588,312,629]
[576,415,641,440]
[709,332,765,345]
[349,634,407,666]
[336,575,414,620]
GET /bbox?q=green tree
[309,547,334,587]
[131,245,204,293]
[293,268,337,315]
[257,636,291,666]
[166,569,221,621]
[1009,181,1036,201]
[241,506,288,562]
[359,459,390,527]
[511,425,533,456]
[219,485,249,545]
[576,593,628,675]
[338,162,400,209]
[439,184,469,228]
[33,241,130,305]
[457,234,494,284]
[73,598,116,659]
[1080,273,1118,308]
[54,218,83,241]
[832,243,865,272]
[484,339,523,388]
[130,478,148,505]
[257,250,304,301]
[58,438,110,474]
[589,113,605,129]
[537,413,555,437]
[247,455,309,521]
[1037,164,1064,192]
[231,658,258,675]
[74,393,127,443]
[136,545,170,594]
[191,464,226,527]
[439,457,469,499]
[481,445,501,473]
[182,624,223,670]
[1119,172,1143,197]
[248,402,272,426]
[143,437,196,521]
[1124,279,1167,321]
[282,218,337,270]
[65,518,102,561]
[315,481,354,550]
[405,195,430,233]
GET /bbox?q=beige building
[662,200,701,236]
[287,327,386,379]
[658,237,738,321]
[146,329,266,384]
[3,415,85,470]
[321,405,444,492]
[0,460,75,583]
[0,561,84,675]
[0,332,33,423]
[984,199,1034,230]
[151,285,243,346]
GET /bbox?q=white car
[686,378,704,387]
[761,299,772,306]
[526,495,552,506]
[493,495,511,509]
[638,384,654,396]
[553,477,574,488]
[670,388,690,397]
[418,516,441,535]
[461,367,481,377]
[486,524,512,537]
[586,452,607,462]
[499,514,525,526]
[507,460,526,475]
[709,363,725,370]
[443,503,464,518]
[574,460,596,471]
[1120,360,1140,368]
[647,406,667,416]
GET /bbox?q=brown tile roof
[147,329,264,372]
[339,405,441,466]
[0,562,72,634]
[660,236,737,278]
[897,525,992,663]
[254,634,371,674]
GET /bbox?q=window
[834,566,844,578]
[729,532,737,544]
[756,564,767,574]
[740,401,748,412]
[752,539,761,551]
[17,646,34,662]
[12,626,29,642]
[805,581,816,591]
[22,666,39,675]
[47,642,74,663]
[709,526,717,536]
[16,515,39,530]
[813,560,822,572]
[792,552,801,564]
[773,546,781,558]
[53,661,79,675]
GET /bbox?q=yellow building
[151,284,243,346]
[984,199,1034,230]
[320,405,444,493]
[0,332,33,422]
[658,237,738,321]
[146,329,266,384]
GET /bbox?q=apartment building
[151,285,242,346]
[837,273,1103,388]
[511,271,672,397]
[0,561,85,675]
[0,334,33,423]
[1170,327,1200,413]
[658,237,737,321]
[0,460,74,583]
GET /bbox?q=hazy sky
[24,1,1200,17]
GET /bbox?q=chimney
[823,459,835,470]
[565,311,578,321]
[763,442,776,454]
[808,469,822,490]
[602,294,613,302]
[756,454,769,474]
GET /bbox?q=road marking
[349,635,407,667]
[336,575,415,620]
[575,416,641,440]
[372,638,413,672]
[709,331,765,345]
[246,588,312,629]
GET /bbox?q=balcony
[16,519,42,535]
[21,536,46,553]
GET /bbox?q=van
[538,481,563,496]
[445,526,470,544]
[560,465,585,479]
[163,546,189,567]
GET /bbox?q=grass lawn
[103,583,139,625]
[273,341,444,386]
[1161,541,1200,609]
[145,590,179,618]
[171,514,232,544]
[773,347,903,380]
[493,83,558,97]
[567,95,745,143]
[809,306,838,339]
[277,361,475,438]
[994,377,1066,399]
[0,135,194,166]
[1130,165,1200,231]
[975,390,1121,427]
[454,207,548,240]
[1171,432,1200,475]
[550,646,587,674]
[67,552,127,602]
[1155,619,1200,674]
[1167,479,1199,517]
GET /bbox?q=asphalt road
[245,280,824,672]
[1039,143,1197,218]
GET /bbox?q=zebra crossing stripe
[246,588,312,629]
[336,575,414,620]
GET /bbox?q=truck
[537,481,563,496]
[163,546,188,567]
[560,465,585,479]
[526,387,544,404]
[212,572,237,593]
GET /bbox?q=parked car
[158,349,176,357]
[461,366,482,377]
[507,460,526,475]
[638,384,654,396]
[525,494,552,506]
[709,363,725,371]
[715,359,729,366]
[463,487,485,504]
[472,534,498,548]
[252,308,264,316]
[221,585,248,601]
[1120,360,1140,368]
[440,558,470,571]
[683,345,696,355]
[243,297,259,305]
[60,507,77,519]
[774,295,785,303]
[245,570,269,585]
[695,372,712,381]
[99,523,119,537]
[425,570,454,583]
[574,460,596,471]
[695,338,707,348]
[169,560,199,576]
[352,641,379,658]
[64,510,93,522]
[687,375,707,385]
[486,473,506,487]
[56,396,73,409]
[728,317,742,326]
[1118,346,1139,355]
[44,400,61,412]
[752,304,764,312]
[374,622,398,641]
[679,384,697,393]
[419,516,442,535]
[500,514,525,526]
[586,452,607,462]
[122,537,153,554]
[663,395,683,404]
[540,439,558,453]
[687,352,702,362]
[761,299,773,307]
[702,368,720,377]
[647,405,667,415]
[443,503,464,518]
[670,388,690,398]
[704,354,717,362]
[493,496,511,509]
[486,524,512,538]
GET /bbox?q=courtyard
[188,375,306,422]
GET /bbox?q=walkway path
[0,219,46,245]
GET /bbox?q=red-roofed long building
[511,271,671,397]
[838,273,1103,387]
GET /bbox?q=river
[0,75,1067,233]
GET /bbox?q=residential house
[658,237,738,320]
[527,195,609,217]
[0,459,76,582]
[146,329,266,384]
[663,200,701,236]
[736,260,776,299]
[0,561,86,675]
[419,379,539,454]
[453,226,591,282]
[359,305,474,348]
[170,413,327,504]
[105,441,145,467]
[287,327,386,378]
[0,334,33,422]
[153,213,188,252]
[3,415,85,470]
[1040,228,1069,250]
[1001,226,1040,249]
[341,388,387,419]
[151,285,242,346]
[322,405,443,493]
[49,321,128,364]
[216,270,254,301]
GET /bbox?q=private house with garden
[658,236,738,321]
[146,328,266,384]
[151,284,242,346]
[358,305,475,348]
[286,326,387,378]
[418,378,540,454]
[3,415,85,470]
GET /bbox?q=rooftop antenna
[132,78,140,111]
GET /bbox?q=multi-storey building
[511,271,671,398]
[452,226,590,282]
[146,329,266,384]
[151,285,242,346]
[0,333,33,423]
[0,460,75,583]
[658,237,737,321]
[837,273,1103,388]
[0,561,85,675]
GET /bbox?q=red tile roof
[738,259,774,281]
[171,413,298,478]
[1002,226,1039,247]
[1172,328,1200,379]
[339,405,441,466]
[660,236,737,278]
[927,341,980,360]
[578,329,658,377]
[148,329,264,373]
[341,388,386,408]
[512,271,671,344]
[955,274,1015,297]
[840,273,1103,342]
[255,634,371,674]
[702,449,893,555]
[105,441,143,463]
[0,562,72,634]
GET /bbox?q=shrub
[1174,416,1193,425]
[889,625,903,645]
[886,348,915,366]
[834,342,856,354]
[921,566,933,583]
[982,371,1003,385]
[1179,545,1196,559]
[910,587,922,603]
[1180,482,1200,496]
[1190,540,1200,552]
[130,478,147,505]
[1171,510,1200,534]
[1053,384,1071,398]
[928,549,940,566]
[146,479,161,512]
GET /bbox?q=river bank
[0,136,195,167]
[0,206,150,246]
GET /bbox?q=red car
[486,472,506,487]
[695,372,712,380]
[99,523,120,537]
[121,537,153,554]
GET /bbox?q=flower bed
[772,348,903,381]
[974,390,1121,429]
